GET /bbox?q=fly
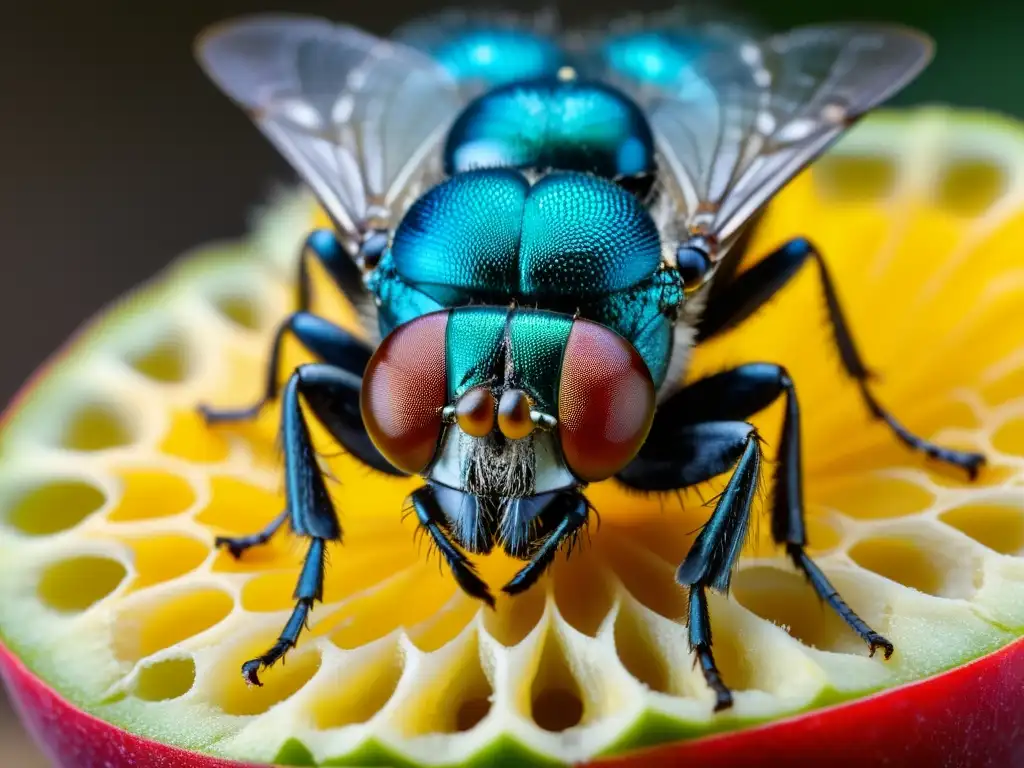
[193,11,985,710]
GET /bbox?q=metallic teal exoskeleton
[194,11,985,709]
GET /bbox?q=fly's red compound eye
[360,312,450,475]
[558,319,655,482]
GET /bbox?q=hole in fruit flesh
[818,474,935,519]
[993,416,1024,458]
[211,292,263,331]
[210,642,320,716]
[982,365,1024,406]
[940,502,1024,556]
[59,400,136,451]
[113,588,234,662]
[198,477,282,532]
[159,411,231,463]
[125,330,192,383]
[530,629,585,731]
[134,656,196,701]
[732,566,869,655]
[804,513,844,553]
[456,695,492,731]
[936,158,1007,216]
[613,600,674,694]
[847,533,975,599]
[125,535,209,590]
[311,644,404,729]
[4,479,105,535]
[813,154,896,200]
[107,470,196,521]
[393,631,495,735]
[37,555,126,612]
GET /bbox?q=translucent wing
[637,24,933,251]
[195,15,466,248]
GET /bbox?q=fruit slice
[1,107,1023,767]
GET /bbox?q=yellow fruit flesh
[1,109,1023,766]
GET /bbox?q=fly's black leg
[689,585,732,712]
[787,545,892,659]
[411,486,495,608]
[235,362,403,684]
[296,228,367,313]
[696,236,985,478]
[621,363,896,707]
[242,537,325,686]
[215,510,288,559]
[620,417,762,709]
[199,312,371,425]
[502,491,589,597]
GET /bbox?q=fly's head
[359,308,657,513]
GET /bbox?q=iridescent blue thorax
[367,168,683,388]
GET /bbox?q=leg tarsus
[856,383,985,479]
[215,511,288,559]
[241,537,325,686]
[199,402,264,425]
[198,311,371,427]
[689,586,733,711]
[787,543,893,660]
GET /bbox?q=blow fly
[194,10,984,710]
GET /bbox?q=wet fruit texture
[1,108,1023,767]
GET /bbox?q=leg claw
[867,633,894,660]
[241,659,264,687]
[214,536,246,560]
[962,452,986,481]
[713,689,734,712]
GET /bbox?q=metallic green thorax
[446,307,573,414]
[367,169,684,387]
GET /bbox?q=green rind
[321,735,564,768]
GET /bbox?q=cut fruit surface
[1,108,1024,766]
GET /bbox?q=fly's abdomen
[598,29,717,87]
[444,77,656,181]
[397,23,567,88]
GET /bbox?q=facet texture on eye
[558,319,656,482]
[361,311,450,474]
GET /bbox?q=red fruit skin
[0,643,260,768]
[2,638,1023,768]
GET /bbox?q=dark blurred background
[1,1,1021,764]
